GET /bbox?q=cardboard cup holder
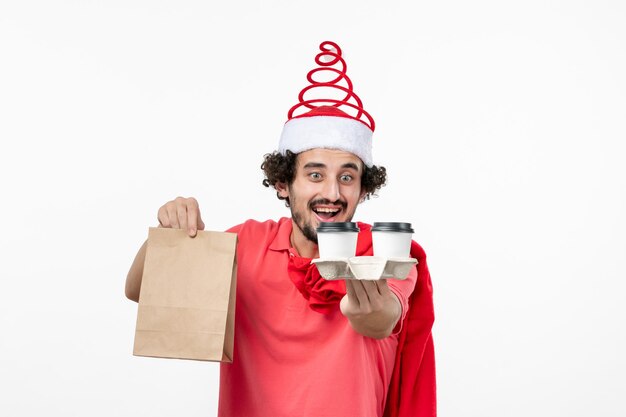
[311,256,417,281]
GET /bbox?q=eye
[340,174,353,183]
[309,172,322,181]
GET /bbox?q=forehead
[296,148,363,171]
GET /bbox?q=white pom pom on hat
[278,41,376,167]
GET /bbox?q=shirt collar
[269,217,293,251]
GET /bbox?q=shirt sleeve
[225,223,243,234]
[387,263,418,335]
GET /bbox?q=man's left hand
[340,279,401,339]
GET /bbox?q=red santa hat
[278,41,376,167]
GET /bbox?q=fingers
[362,281,384,311]
[345,279,388,314]
[194,205,205,231]
[156,197,203,237]
[177,203,188,232]
[345,279,358,305]
[186,201,203,236]
[157,205,168,227]
[375,279,391,296]
[349,280,369,308]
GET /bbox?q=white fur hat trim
[278,115,374,167]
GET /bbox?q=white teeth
[314,208,339,213]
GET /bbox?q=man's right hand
[125,196,205,302]
[157,197,206,237]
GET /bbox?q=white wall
[1,1,625,416]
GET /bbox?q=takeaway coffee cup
[371,222,414,258]
[316,222,360,258]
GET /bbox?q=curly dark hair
[261,150,387,206]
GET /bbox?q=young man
[126,41,435,417]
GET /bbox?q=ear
[275,182,290,199]
[358,190,367,204]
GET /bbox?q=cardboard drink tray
[311,256,417,281]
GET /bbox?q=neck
[290,227,319,259]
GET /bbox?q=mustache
[308,199,347,210]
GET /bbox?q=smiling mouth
[312,206,342,221]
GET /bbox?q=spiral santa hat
[278,41,376,167]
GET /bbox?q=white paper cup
[316,222,360,258]
[371,222,414,258]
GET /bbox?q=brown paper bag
[133,227,237,362]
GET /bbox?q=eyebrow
[302,162,361,171]
[303,162,327,169]
[341,162,361,171]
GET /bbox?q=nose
[320,178,341,202]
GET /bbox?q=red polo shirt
[218,218,417,417]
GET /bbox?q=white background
[1,1,625,416]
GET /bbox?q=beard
[289,195,351,245]
[291,209,319,244]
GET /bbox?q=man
[126,41,435,417]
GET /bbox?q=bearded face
[279,148,365,245]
